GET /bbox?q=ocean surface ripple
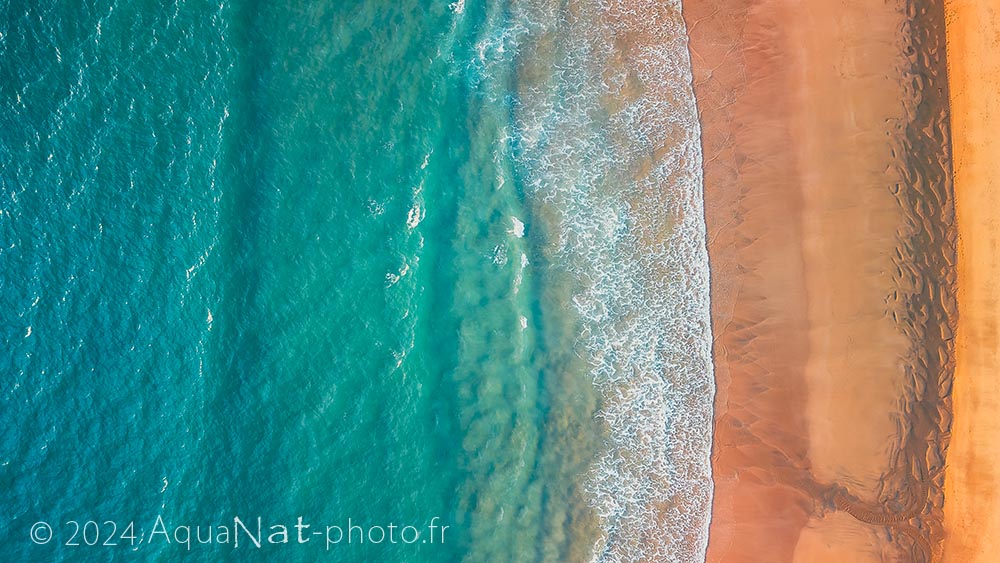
[1,1,713,561]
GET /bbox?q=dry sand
[683,0,955,561]
[941,1,1000,561]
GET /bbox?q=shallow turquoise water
[1,1,714,561]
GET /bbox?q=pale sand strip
[942,1,1000,561]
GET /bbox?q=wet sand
[941,1,1000,561]
[683,0,955,561]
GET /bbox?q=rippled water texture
[0,1,712,561]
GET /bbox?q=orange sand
[684,0,955,561]
[941,1,1000,561]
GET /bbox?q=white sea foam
[493,243,509,266]
[406,202,424,229]
[366,198,385,216]
[509,216,525,238]
[407,178,426,230]
[490,0,715,560]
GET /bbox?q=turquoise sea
[1,0,714,561]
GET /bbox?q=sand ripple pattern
[831,1,956,561]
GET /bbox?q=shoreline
[941,1,1000,560]
[683,0,955,560]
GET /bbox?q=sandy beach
[683,0,955,561]
[941,1,1000,561]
